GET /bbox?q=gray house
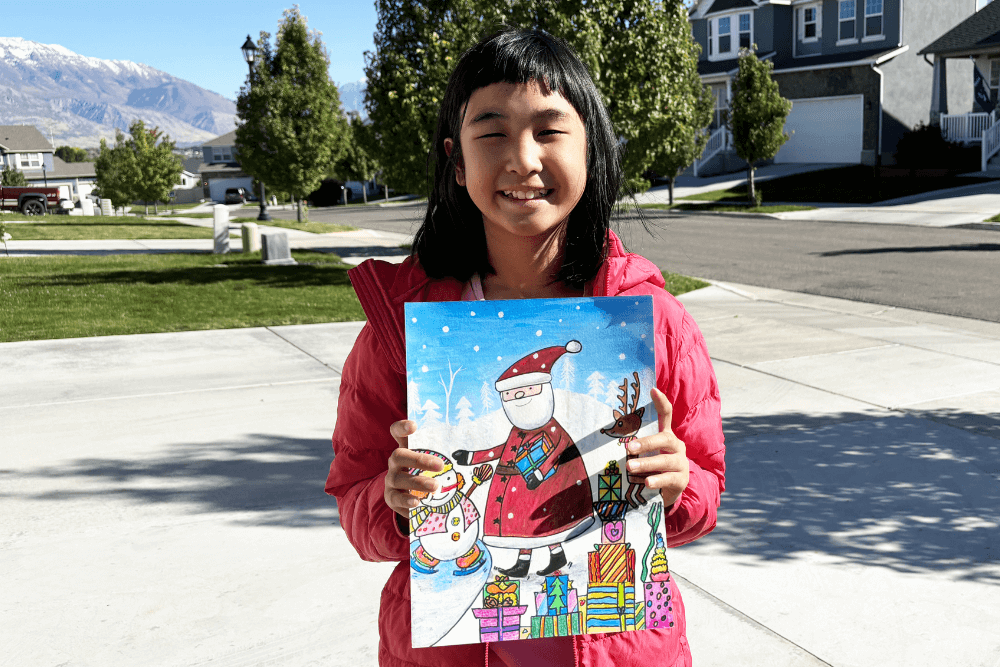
[690,0,981,174]
[199,130,252,202]
[919,0,1000,169]
[0,125,96,200]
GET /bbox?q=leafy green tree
[333,113,381,204]
[364,0,484,196]
[364,0,711,196]
[597,0,714,197]
[126,120,183,214]
[54,146,90,163]
[94,129,140,211]
[235,7,348,222]
[728,47,792,206]
[1,165,28,186]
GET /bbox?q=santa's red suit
[467,417,592,548]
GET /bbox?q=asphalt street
[273,204,1000,323]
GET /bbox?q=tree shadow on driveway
[8,433,343,529]
[713,411,1000,584]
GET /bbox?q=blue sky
[404,297,656,420]
[5,1,376,99]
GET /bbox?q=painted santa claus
[454,340,594,578]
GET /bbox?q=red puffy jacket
[326,232,726,666]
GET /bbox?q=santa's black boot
[536,548,567,576]
[498,556,531,579]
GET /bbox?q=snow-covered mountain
[0,37,237,147]
[338,79,367,120]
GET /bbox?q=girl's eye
[480,132,505,139]
[538,129,562,136]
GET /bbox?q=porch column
[930,55,948,126]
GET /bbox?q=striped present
[473,605,528,643]
[530,611,582,638]
[587,543,636,584]
[584,582,636,633]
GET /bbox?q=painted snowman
[409,451,493,576]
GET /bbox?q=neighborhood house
[690,0,988,175]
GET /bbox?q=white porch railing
[941,111,997,144]
[694,127,730,177]
[981,114,1000,171]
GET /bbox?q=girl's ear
[444,138,466,186]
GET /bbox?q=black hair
[412,27,623,288]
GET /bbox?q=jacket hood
[593,230,667,297]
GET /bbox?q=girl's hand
[625,389,690,509]
[385,420,444,517]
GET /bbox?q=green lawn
[1,215,211,240]
[681,165,994,204]
[662,270,710,296]
[0,252,364,342]
[640,203,815,214]
[230,217,358,234]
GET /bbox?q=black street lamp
[241,34,270,222]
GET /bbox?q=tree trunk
[385,180,389,202]
[362,182,367,204]
[668,177,675,206]
[342,188,347,206]
[154,202,158,214]
[144,201,149,215]
[747,164,756,207]
[296,198,303,223]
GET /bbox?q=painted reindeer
[600,371,646,507]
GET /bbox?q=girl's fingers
[389,419,417,447]
[652,387,673,432]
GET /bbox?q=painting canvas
[404,296,674,648]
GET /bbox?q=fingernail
[627,459,638,472]
[627,441,640,453]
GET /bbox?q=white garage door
[209,177,253,203]
[774,95,863,164]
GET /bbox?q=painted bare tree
[438,360,463,425]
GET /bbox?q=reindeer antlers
[613,371,642,418]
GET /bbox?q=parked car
[224,187,249,204]
[306,179,350,207]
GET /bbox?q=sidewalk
[632,163,1000,228]
[2,280,997,666]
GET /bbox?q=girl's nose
[507,133,543,175]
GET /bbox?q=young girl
[326,27,725,667]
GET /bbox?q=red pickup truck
[0,185,73,215]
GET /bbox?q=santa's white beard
[501,384,555,431]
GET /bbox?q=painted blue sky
[405,296,656,420]
[5,1,376,98]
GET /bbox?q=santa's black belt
[494,464,520,477]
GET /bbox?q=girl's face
[448,80,587,241]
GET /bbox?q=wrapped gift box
[597,461,622,502]
[535,588,579,616]
[530,611,582,638]
[593,500,628,523]
[484,574,520,608]
[587,543,636,584]
[584,583,636,634]
[514,431,556,483]
[643,580,674,630]
[473,605,528,642]
[601,519,626,545]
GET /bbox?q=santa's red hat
[495,340,582,392]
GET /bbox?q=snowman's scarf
[410,493,464,533]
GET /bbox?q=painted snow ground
[405,296,666,648]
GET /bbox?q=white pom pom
[566,340,582,353]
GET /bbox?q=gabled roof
[919,0,1000,56]
[0,125,53,152]
[203,130,237,147]
[49,155,96,178]
[182,156,202,174]
[704,0,758,16]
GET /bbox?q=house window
[798,4,821,43]
[839,0,856,40]
[865,0,883,38]
[718,17,732,55]
[18,153,41,168]
[707,12,751,60]
[712,85,729,130]
[739,13,752,49]
[214,147,232,162]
